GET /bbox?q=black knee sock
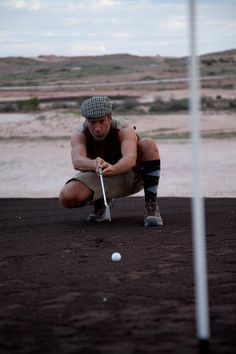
[139,160,160,202]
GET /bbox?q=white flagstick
[189,0,210,352]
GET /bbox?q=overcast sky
[0,0,235,58]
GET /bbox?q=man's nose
[94,122,102,130]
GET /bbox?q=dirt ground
[0,197,235,354]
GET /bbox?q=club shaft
[99,172,108,206]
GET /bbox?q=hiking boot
[87,199,113,222]
[144,200,163,227]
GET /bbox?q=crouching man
[59,96,163,227]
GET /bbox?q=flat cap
[80,96,112,120]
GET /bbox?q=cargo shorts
[66,169,143,202]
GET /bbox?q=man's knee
[59,188,77,208]
[59,180,93,208]
[138,138,160,161]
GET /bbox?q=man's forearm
[101,154,136,176]
[113,155,136,174]
[73,156,96,172]
[74,154,136,176]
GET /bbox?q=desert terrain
[0,109,235,198]
[0,49,236,198]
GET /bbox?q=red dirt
[0,197,235,354]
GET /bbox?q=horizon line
[0,48,235,60]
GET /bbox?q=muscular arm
[71,124,138,176]
[71,131,97,172]
[101,125,138,176]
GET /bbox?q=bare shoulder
[71,129,86,146]
[118,123,137,141]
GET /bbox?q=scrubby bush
[202,58,217,66]
[17,97,39,111]
[149,96,236,113]
[123,98,139,110]
[149,97,189,113]
[228,98,236,109]
[0,103,18,112]
[201,96,236,110]
[113,98,139,113]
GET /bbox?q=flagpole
[189,0,210,353]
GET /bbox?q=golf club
[98,167,111,222]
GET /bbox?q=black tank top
[83,126,122,164]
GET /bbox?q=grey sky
[0,0,235,57]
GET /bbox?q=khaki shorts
[67,169,143,202]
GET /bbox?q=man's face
[86,115,112,141]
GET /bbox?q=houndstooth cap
[80,96,112,120]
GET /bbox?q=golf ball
[111,252,121,262]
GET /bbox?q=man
[59,96,163,227]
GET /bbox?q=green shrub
[17,97,39,111]
[28,97,39,110]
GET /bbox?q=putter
[98,167,111,222]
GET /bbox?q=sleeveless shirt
[79,118,129,164]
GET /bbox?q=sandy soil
[0,110,235,198]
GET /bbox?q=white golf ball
[111,252,122,262]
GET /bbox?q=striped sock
[139,160,160,202]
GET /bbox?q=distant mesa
[37,55,67,62]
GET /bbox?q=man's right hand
[95,157,105,174]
